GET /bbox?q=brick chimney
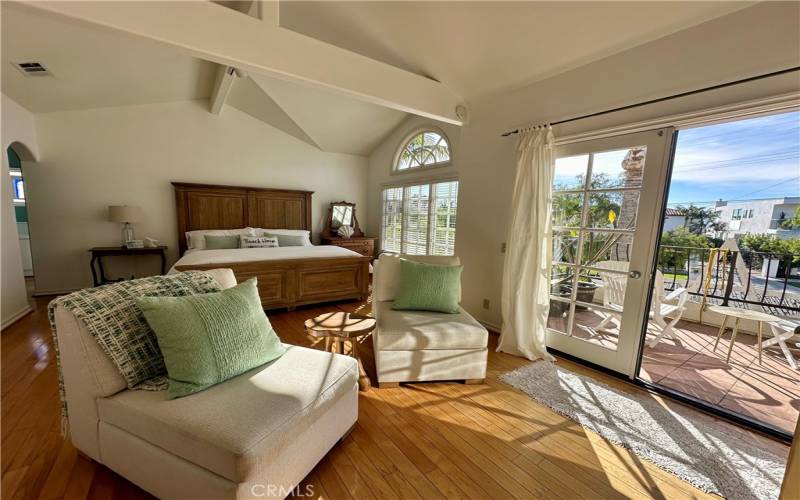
[614,147,646,260]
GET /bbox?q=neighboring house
[662,208,687,232]
[714,197,800,238]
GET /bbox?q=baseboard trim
[1,304,33,330]
[477,319,501,334]
[32,288,79,297]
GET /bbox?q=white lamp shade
[108,205,143,223]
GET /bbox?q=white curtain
[497,126,556,361]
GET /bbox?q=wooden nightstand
[88,246,168,287]
[320,236,376,260]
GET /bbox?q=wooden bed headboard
[173,182,313,255]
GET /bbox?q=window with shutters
[380,180,459,256]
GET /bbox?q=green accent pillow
[136,278,286,398]
[204,234,240,250]
[392,260,463,314]
[263,232,306,247]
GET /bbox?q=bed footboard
[175,256,370,310]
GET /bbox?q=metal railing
[657,245,800,314]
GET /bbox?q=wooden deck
[1,293,787,500]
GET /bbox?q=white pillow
[256,228,312,246]
[186,228,256,250]
[240,235,279,248]
[373,253,461,302]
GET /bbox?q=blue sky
[667,110,800,206]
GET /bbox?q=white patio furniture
[709,305,779,365]
[764,320,800,370]
[594,260,689,348]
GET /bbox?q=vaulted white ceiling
[2,1,757,155]
[279,1,754,100]
[1,6,217,113]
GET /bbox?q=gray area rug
[500,361,788,500]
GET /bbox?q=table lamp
[108,205,143,246]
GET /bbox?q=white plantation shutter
[430,181,458,256]
[381,187,403,253]
[380,179,459,256]
[403,184,430,255]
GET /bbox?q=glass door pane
[546,128,674,376]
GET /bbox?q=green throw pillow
[204,234,240,249]
[263,232,306,247]
[136,278,286,398]
[392,260,463,314]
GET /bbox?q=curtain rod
[501,66,800,137]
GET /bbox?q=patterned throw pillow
[48,272,222,389]
[240,235,279,248]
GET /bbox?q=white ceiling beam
[209,66,237,114]
[247,1,279,25]
[20,1,465,125]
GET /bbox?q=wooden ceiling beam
[19,1,465,125]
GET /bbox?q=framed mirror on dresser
[321,201,376,260]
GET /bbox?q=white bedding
[170,245,362,273]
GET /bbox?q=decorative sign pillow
[136,278,286,399]
[240,235,279,248]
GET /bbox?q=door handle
[629,270,642,279]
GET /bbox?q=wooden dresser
[321,236,376,260]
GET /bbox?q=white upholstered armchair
[53,269,358,499]
[372,254,488,387]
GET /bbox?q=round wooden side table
[304,312,375,391]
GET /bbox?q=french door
[546,128,674,376]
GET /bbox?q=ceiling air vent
[13,61,52,77]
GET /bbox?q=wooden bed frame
[172,182,370,310]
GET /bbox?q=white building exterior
[662,208,687,232]
[714,197,800,238]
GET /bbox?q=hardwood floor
[1,293,785,499]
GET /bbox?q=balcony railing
[657,245,800,314]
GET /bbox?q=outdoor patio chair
[764,319,800,370]
[594,261,689,347]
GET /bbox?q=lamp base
[121,222,136,246]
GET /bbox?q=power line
[672,150,798,170]
[665,175,800,206]
[731,175,800,200]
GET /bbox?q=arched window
[395,129,451,171]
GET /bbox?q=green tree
[553,173,624,229]
[675,204,726,235]
[740,234,800,263]
[779,207,800,229]
[658,227,712,270]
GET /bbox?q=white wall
[1,94,39,327]
[30,99,368,293]
[366,2,800,329]
[662,216,686,233]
